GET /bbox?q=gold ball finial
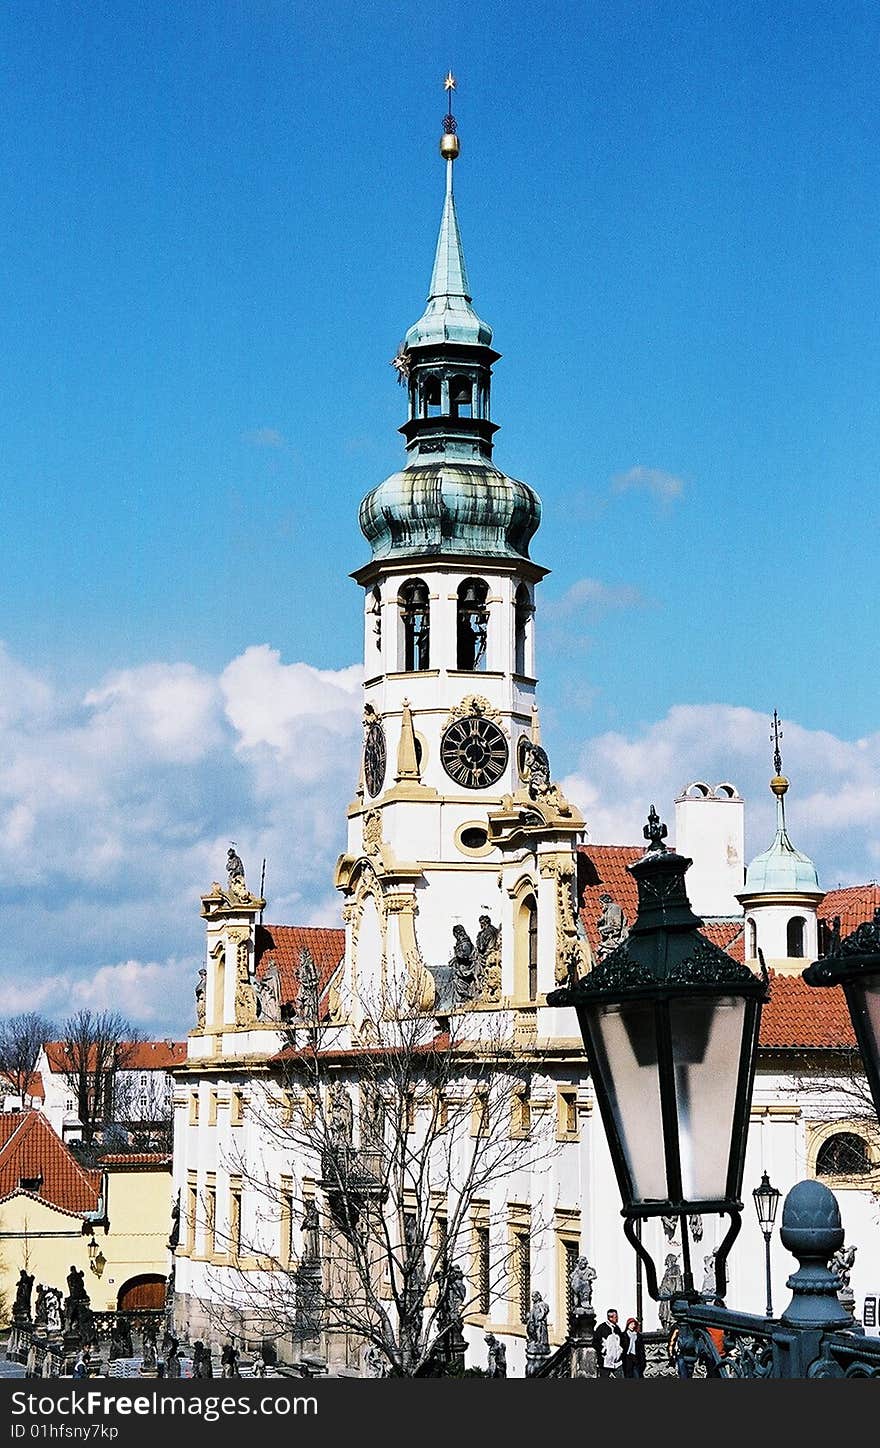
[770,774,789,797]
[440,132,460,159]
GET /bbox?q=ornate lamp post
[802,909,880,1124]
[549,806,880,1378]
[548,808,768,1302]
[752,1171,781,1317]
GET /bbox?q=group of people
[593,1309,647,1379]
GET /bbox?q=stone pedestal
[570,1308,597,1378]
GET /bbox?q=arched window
[816,1132,872,1178]
[398,580,430,671]
[748,918,757,959]
[514,891,538,1002]
[457,578,489,670]
[450,375,473,418]
[368,586,381,652]
[787,916,806,958]
[514,583,534,676]
[422,375,441,418]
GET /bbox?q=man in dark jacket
[593,1308,626,1378]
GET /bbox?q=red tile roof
[0,1111,102,1215]
[818,884,880,937]
[99,1152,172,1169]
[759,973,856,1050]
[577,845,744,960]
[121,1042,186,1070]
[255,924,345,1010]
[577,845,877,1052]
[44,1041,185,1074]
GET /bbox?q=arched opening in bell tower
[456,578,489,670]
[398,579,431,671]
[514,583,534,676]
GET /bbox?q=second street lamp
[548,806,768,1303]
[752,1171,781,1317]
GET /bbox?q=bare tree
[0,1013,56,1109]
[58,1009,144,1144]
[202,980,556,1376]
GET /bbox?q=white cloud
[242,427,287,448]
[560,704,880,889]
[0,645,875,1039]
[543,577,645,620]
[611,466,686,504]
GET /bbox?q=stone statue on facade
[436,1263,467,1329]
[63,1267,90,1336]
[168,1190,181,1252]
[195,967,206,1027]
[226,846,249,902]
[831,1242,856,1290]
[570,1255,597,1313]
[525,1291,551,1375]
[164,1338,181,1378]
[474,915,502,1002]
[450,924,478,1002]
[328,1081,354,1145]
[12,1269,34,1324]
[364,1344,387,1377]
[485,1332,507,1377]
[658,1253,684,1331]
[45,1288,62,1335]
[689,1214,704,1242]
[257,967,281,1023]
[596,893,628,960]
[296,949,320,1023]
[701,1251,718,1298]
[522,738,552,799]
[109,1316,133,1361]
[34,1284,48,1330]
[301,1200,320,1261]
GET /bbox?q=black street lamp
[752,1171,781,1317]
[548,806,880,1379]
[548,807,768,1302]
[802,909,880,1124]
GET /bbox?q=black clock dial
[441,716,508,789]
[364,721,387,797]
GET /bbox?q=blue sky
[1,2,878,1034]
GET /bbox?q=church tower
[737,712,822,974]
[335,81,586,1029]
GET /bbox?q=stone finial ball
[780,1179,844,1259]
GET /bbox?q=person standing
[593,1308,626,1378]
[623,1317,646,1379]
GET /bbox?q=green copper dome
[744,779,820,895]
[359,462,541,562]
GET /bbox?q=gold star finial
[444,71,456,93]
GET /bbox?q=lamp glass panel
[860,981,880,1063]
[588,1000,667,1203]
[669,995,746,1201]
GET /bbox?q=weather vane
[443,71,457,134]
[771,710,783,777]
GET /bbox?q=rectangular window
[204,1184,216,1258]
[516,1231,531,1324]
[208,1090,218,1126]
[512,1084,531,1137]
[476,1226,491,1316]
[230,1089,244,1126]
[557,1088,579,1139]
[280,1178,294,1266]
[186,1179,197,1255]
[188,1091,199,1126]
[472,1090,490,1137]
[229,1184,242,1259]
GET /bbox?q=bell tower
[335,80,586,1025]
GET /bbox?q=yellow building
[0,1111,173,1323]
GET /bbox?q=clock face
[441,716,508,789]
[364,721,387,798]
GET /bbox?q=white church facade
[170,98,880,1376]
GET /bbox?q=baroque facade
[170,102,880,1375]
